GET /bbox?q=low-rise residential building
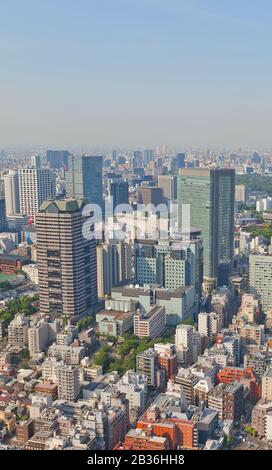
[266,411,272,441]
[115,428,169,450]
[192,407,219,445]
[208,382,244,423]
[135,393,198,449]
[116,370,148,414]
[28,322,50,357]
[48,343,86,365]
[154,343,178,379]
[252,399,272,437]
[8,314,29,350]
[244,353,268,379]
[174,369,199,404]
[57,365,80,401]
[136,349,157,386]
[22,264,39,285]
[194,378,214,406]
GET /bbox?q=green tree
[0,281,12,292]
[118,338,140,357]
[94,344,110,369]
[77,316,93,332]
[0,295,38,325]
[181,316,195,326]
[236,174,272,196]
[123,356,136,371]
[243,224,272,240]
[106,335,117,343]
[20,348,30,360]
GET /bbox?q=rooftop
[264,368,272,378]
[137,348,157,358]
[111,285,151,297]
[155,286,193,299]
[39,199,86,213]
[96,309,134,321]
[135,305,164,320]
[192,407,218,424]
[209,382,243,398]
[254,399,272,410]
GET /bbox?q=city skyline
[1,144,272,453]
[1,0,272,457]
[1,0,272,147]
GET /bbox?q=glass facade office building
[177,168,235,287]
[66,155,104,215]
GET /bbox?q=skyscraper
[97,241,133,298]
[143,149,154,164]
[249,255,272,312]
[18,168,56,220]
[31,154,41,169]
[138,187,164,207]
[109,180,129,211]
[133,151,143,167]
[36,199,98,319]
[66,155,104,213]
[4,170,20,216]
[176,153,186,168]
[46,150,69,169]
[235,184,248,204]
[177,168,235,287]
[158,175,177,201]
[0,197,7,232]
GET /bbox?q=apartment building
[134,305,166,339]
[18,168,56,219]
[136,349,157,386]
[252,399,272,437]
[8,314,29,350]
[57,365,80,401]
[208,382,244,423]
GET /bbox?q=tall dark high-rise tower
[66,155,104,214]
[0,198,7,232]
[177,168,235,287]
[46,150,69,169]
[109,180,129,211]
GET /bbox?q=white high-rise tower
[4,170,20,216]
[18,168,56,220]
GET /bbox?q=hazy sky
[1,0,272,148]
